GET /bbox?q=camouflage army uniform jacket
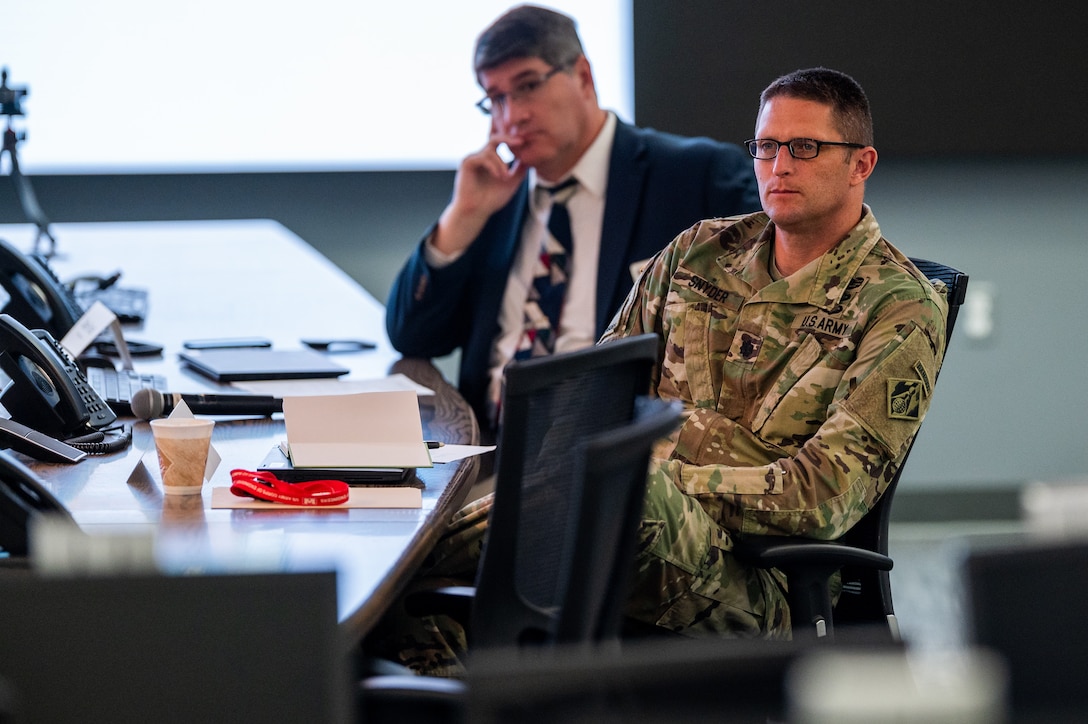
[601,207,947,542]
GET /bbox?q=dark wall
[632,0,1088,156]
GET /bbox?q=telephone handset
[0,448,75,557]
[0,236,84,339]
[0,237,163,357]
[0,313,117,440]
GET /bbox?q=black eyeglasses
[745,138,866,160]
[475,66,566,116]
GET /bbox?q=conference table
[0,219,481,642]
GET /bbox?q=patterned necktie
[515,177,578,360]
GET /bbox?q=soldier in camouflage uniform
[605,206,947,636]
[604,67,947,637]
[364,67,948,676]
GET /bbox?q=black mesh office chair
[546,395,682,644]
[396,334,661,646]
[733,258,968,640]
[361,335,680,718]
[462,335,674,648]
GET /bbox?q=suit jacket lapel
[596,121,649,335]
[477,181,531,342]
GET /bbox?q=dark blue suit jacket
[386,120,760,431]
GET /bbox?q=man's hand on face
[433,132,529,256]
[458,133,527,210]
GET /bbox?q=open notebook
[281,390,432,469]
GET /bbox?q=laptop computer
[178,347,350,382]
[258,444,415,485]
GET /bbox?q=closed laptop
[178,347,350,382]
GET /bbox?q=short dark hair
[759,67,874,147]
[473,4,584,78]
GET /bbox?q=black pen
[426,441,445,449]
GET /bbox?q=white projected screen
[4,1,632,174]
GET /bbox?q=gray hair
[474,4,585,79]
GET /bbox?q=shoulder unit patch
[887,378,922,420]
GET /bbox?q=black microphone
[130,387,283,420]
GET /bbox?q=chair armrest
[734,536,893,572]
[359,675,466,722]
[734,537,893,639]
[404,584,477,623]
[361,674,467,700]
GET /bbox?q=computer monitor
[0,571,353,723]
[964,538,1088,723]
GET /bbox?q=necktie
[515,177,578,360]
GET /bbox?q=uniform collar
[729,205,883,309]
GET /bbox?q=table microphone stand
[1,67,57,258]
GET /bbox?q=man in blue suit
[386,4,759,435]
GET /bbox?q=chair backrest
[468,636,840,724]
[471,333,659,649]
[554,397,682,644]
[833,258,968,629]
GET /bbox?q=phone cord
[64,425,133,454]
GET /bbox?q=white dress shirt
[422,113,617,412]
[488,113,616,406]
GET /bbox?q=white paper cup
[150,418,215,495]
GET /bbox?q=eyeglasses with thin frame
[745,138,866,160]
[475,66,566,116]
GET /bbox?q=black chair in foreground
[964,538,1088,722]
[467,623,905,724]
[361,335,681,718]
[733,258,968,640]
[429,334,663,650]
[467,635,808,724]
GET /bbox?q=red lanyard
[229,469,350,506]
